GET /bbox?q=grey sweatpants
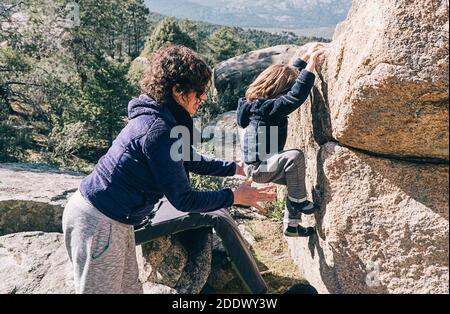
[246,149,307,225]
[134,198,268,294]
[62,190,143,294]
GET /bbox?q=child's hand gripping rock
[305,47,326,73]
[297,42,325,62]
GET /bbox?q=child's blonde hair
[245,64,299,102]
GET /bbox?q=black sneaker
[286,198,320,215]
[284,283,319,294]
[284,225,315,237]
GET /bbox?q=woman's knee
[207,209,237,227]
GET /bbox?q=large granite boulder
[287,143,449,294]
[281,0,449,293]
[214,1,449,161]
[0,232,74,294]
[138,228,214,294]
[0,163,83,236]
[214,44,299,89]
[324,0,449,160]
[0,231,176,294]
[213,0,449,294]
[214,45,300,99]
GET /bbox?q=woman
[62,44,276,294]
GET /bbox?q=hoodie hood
[128,94,194,144]
[127,94,176,124]
[236,97,261,128]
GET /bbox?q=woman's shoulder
[145,117,173,140]
[140,118,176,156]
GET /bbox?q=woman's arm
[143,128,234,213]
[184,147,237,177]
[143,128,275,213]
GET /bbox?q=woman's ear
[172,85,181,102]
[172,85,189,107]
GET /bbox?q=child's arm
[236,98,251,128]
[258,49,325,119]
[292,58,308,70]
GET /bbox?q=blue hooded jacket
[80,95,235,226]
[236,59,315,164]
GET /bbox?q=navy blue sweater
[236,59,315,164]
[80,95,236,226]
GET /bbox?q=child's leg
[249,150,306,195]
[249,151,315,238]
[270,150,308,227]
[249,150,307,225]
[278,150,320,217]
[281,150,307,203]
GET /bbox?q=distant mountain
[144,0,352,37]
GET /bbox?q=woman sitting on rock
[236,43,325,238]
[62,44,276,294]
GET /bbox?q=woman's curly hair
[140,44,212,106]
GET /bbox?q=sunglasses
[193,87,208,100]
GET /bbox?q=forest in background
[0,0,328,173]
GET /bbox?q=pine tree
[123,0,151,59]
[178,18,202,52]
[205,27,256,64]
[78,54,136,146]
[141,17,196,57]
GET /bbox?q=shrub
[268,199,285,224]
[189,143,223,191]
[190,173,223,192]
[47,122,90,159]
[0,121,32,162]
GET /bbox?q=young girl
[237,43,325,237]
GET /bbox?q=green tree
[205,27,256,64]
[141,17,196,57]
[178,18,205,52]
[123,0,151,59]
[1,0,148,120]
[0,47,32,116]
[78,54,136,146]
[12,0,148,158]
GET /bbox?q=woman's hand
[233,179,277,215]
[235,161,247,177]
[305,48,326,73]
[299,42,324,62]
